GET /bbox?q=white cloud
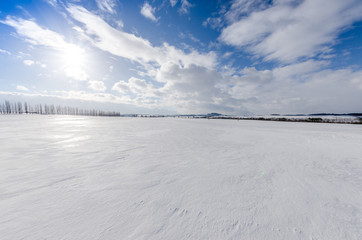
[0,48,11,55]
[220,0,362,63]
[16,85,29,91]
[115,20,124,29]
[225,0,270,23]
[1,17,71,51]
[23,59,47,68]
[202,17,223,29]
[0,17,85,61]
[65,5,249,113]
[45,0,57,7]
[66,6,217,71]
[170,0,178,7]
[155,63,245,113]
[67,6,158,64]
[228,60,362,114]
[179,0,193,15]
[140,2,158,22]
[23,59,35,66]
[222,52,232,58]
[64,91,132,104]
[112,59,362,114]
[2,17,89,80]
[5,2,360,115]
[113,77,158,97]
[88,80,107,92]
[111,71,239,113]
[179,32,203,46]
[128,77,149,93]
[96,0,117,14]
[112,80,130,93]
[65,67,89,81]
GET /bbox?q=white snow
[0,115,362,239]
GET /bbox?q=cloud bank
[220,0,362,63]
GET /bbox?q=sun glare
[62,45,85,68]
[60,44,89,81]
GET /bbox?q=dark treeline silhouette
[2,100,361,124]
[210,116,362,124]
[0,100,120,117]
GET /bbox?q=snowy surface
[1,115,362,239]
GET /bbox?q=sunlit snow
[0,115,361,239]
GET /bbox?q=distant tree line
[2,99,361,124]
[0,100,121,117]
[211,116,362,124]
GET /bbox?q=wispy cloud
[140,2,158,22]
[67,5,158,64]
[66,5,217,70]
[64,67,89,81]
[179,32,204,46]
[2,17,70,51]
[23,59,34,66]
[220,0,362,63]
[202,17,223,30]
[23,59,46,67]
[225,0,270,23]
[2,16,88,80]
[96,0,117,14]
[179,0,193,15]
[16,85,29,91]
[170,0,178,7]
[88,80,106,92]
[0,48,11,55]
[45,0,57,7]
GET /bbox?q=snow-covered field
[1,115,361,240]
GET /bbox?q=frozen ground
[0,115,362,240]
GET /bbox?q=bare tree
[5,101,11,114]
[50,104,55,114]
[17,102,23,114]
[24,102,28,114]
[2,99,121,117]
[44,104,49,115]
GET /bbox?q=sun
[62,45,85,68]
[61,44,89,81]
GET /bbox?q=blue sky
[1,0,362,114]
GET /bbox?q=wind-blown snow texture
[0,115,362,239]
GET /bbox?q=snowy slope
[0,115,361,239]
